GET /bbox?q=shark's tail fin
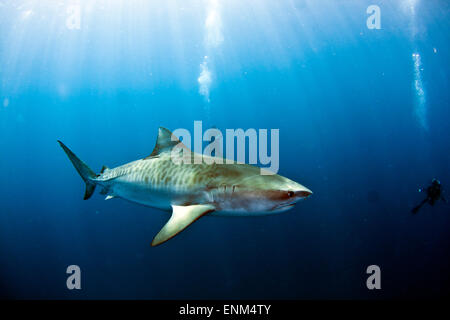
[58,140,98,200]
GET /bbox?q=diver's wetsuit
[412,179,447,214]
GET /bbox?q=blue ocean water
[0,0,449,299]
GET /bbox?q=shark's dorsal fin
[151,204,215,246]
[145,127,188,159]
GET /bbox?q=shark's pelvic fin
[151,204,215,247]
[105,195,115,200]
[145,127,189,159]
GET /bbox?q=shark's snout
[289,183,312,199]
[295,190,313,198]
[271,185,312,212]
[288,188,312,204]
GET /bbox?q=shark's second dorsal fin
[100,165,109,174]
[145,127,187,159]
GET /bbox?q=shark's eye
[287,191,294,197]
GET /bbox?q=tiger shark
[58,127,312,246]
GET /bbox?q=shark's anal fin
[151,204,215,247]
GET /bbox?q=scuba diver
[412,179,447,214]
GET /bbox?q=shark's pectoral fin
[151,204,215,247]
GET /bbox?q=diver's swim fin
[412,199,427,214]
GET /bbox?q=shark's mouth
[275,203,296,210]
[272,203,297,213]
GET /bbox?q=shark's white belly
[110,177,173,210]
[108,175,212,212]
[106,176,276,216]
